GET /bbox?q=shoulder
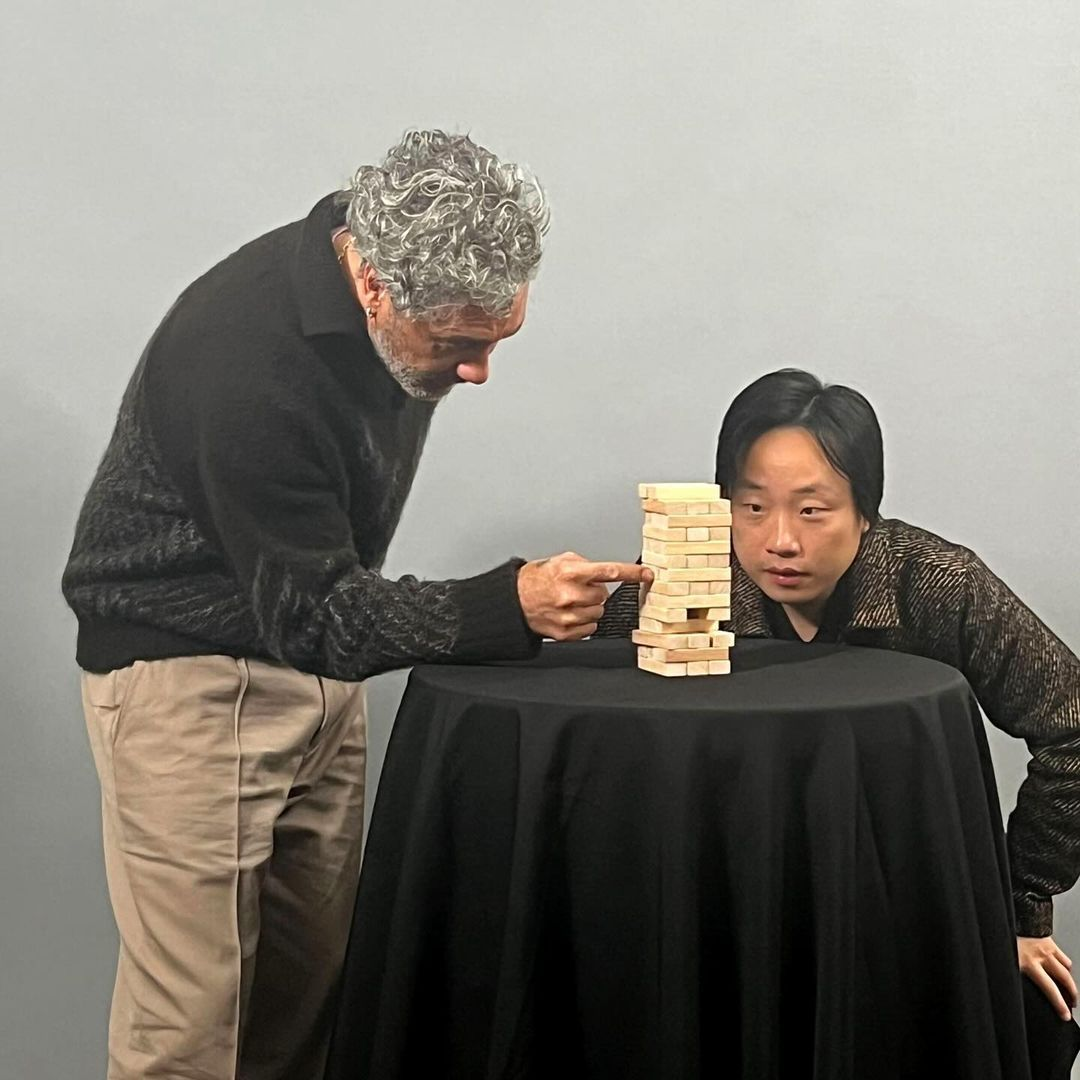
[878,518,981,575]
[867,518,989,619]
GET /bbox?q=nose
[765,513,801,558]
[456,355,490,386]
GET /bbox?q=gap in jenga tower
[636,483,735,676]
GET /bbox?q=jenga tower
[632,483,735,676]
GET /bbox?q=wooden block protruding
[652,565,730,581]
[639,617,720,634]
[648,647,730,662]
[639,483,721,501]
[637,655,689,677]
[642,525,688,542]
[641,551,689,569]
[708,660,732,675]
[640,605,688,622]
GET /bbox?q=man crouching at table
[597,368,1080,1028]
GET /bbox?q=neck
[782,596,828,642]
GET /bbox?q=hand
[1018,935,1077,1021]
[517,552,653,641]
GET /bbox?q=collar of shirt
[728,521,903,638]
[291,193,371,342]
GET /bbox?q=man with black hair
[599,369,1080,1041]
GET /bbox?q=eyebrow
[738,481,830,495]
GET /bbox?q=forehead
[428,286,529,343]
[738,427,849,491]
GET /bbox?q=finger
[574,586,610,608]
[1047,957,1079,1007]
[1055,947,1073,970]
[572,561,653,584]
[559,605,605,627]
[1027,967,1073,1021]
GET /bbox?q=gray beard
[369,327,455,403]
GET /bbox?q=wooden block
[641,499,688,514]
[685,555,708,567]
[642,524,687,542]
[640,617,720,634]
[641,591,691,609]
[645,512,732,528]
[686,527,710,541]
[643,540,731,555]
[652,565,730,581]
[641,551,688,569]
[640,605,688,622]
[639,483,721,501]
[649,593,729,609]
[649,647,730,662]
[709,527,730,540]
[638,656,688,677]
[708,660,732,675]
[647,580,690,596]
[688,578,732,591]
[688,634,712,648]
[711,631,735,647]
[633,630,699,649]
[708,555,729,567]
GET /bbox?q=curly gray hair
[338,130,550,321]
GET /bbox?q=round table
[326,639,1069,1080]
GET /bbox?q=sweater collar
[291,193,371,341]
[728,520,902,637]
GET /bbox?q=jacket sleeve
[593,580,640,638]
[957,553,1080,936]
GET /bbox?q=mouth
[763,567,808,587]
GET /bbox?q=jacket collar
[728,520,902,636]
[291,193,371,341]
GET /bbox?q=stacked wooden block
[633,483,735,677]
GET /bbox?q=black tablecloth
[326,639,1080,1080]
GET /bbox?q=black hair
[714,369,884,522]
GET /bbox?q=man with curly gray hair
[335,130,549,399]
[63,129,649,1079]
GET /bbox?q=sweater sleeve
[594,580,640,638]
[956,553,1080,937]
[156,360,539,682]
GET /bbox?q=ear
[356,263,389,315]
[860,516,871,535]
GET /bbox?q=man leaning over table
[61,129,650,1080]
[598,368,1080,1030]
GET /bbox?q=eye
[800,506,826,516]
[743,502,764,514]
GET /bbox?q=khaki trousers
[81,654,367,1080]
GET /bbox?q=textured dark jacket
[62,194,538,681]
[596,518,1080,937]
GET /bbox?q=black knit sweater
[596,518,1080,937]
[62,194,539,680]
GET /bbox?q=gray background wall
[3,1,1078,1075]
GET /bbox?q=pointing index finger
[575,561,653,585]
